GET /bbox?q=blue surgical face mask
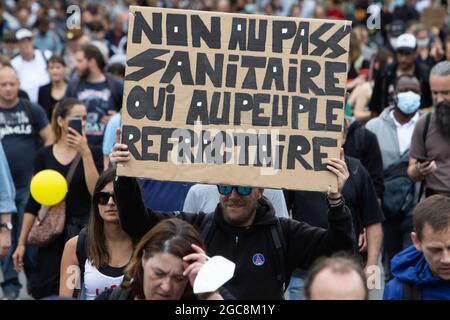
[245,4,256,14]
[396,91,421,114]
[416,38,430,48]
[390,0,405,10]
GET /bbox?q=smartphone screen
[68,117,82,135]
[416,156,430,165]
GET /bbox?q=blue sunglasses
[217,185,253,196]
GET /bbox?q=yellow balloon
[30,170,68,206]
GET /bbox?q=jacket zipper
[233,235,239,260]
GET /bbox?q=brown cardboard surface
[420,7,447,29]
[118,6,351,192]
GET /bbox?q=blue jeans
[1,187,37,293]
[287,276,305,300]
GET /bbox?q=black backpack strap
[72,227,88,299]
[76,227,88,277]
[105,73,122,111]
[108,286,130,300]
[422,112,431,152]
[403,282,422,300]
[40,49,48,65]
[20,98,35,132]
[199,214,215,247]
[10,52,20,61]
[270,219,288,292]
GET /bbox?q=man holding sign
[111,7,355,299]
[111,129,353,299]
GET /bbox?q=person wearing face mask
[366,75,424,282]
[369,33,432,117]
[415,25,433,69]
[414,25,443,70]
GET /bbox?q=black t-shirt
[38,83,60,121]
[66,77,123,147]
[26,145,103,218]
[285,157,385,241]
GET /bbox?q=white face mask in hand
[193,255,236,294]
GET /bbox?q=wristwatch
[0,222,13,231]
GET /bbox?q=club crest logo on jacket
[252,253,265,266]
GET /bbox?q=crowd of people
[0,0,449,301]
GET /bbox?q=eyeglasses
[217,185,252,196]
[95,192,115,205]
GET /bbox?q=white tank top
[83,260,125,300]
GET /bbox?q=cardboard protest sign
[117,6,351,192]
[420,7,447,29]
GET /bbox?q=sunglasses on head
[217,185,252,196]
[95,192,115,205]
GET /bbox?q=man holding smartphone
[408,61,450,198]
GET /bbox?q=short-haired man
[10,28,51,103]
[110,131,355,299]
[65,44,123,147]
[0,65,52,299]
[384,195,450,299]
[369,33,432,116]
[304,255,368,300]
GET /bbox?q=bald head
[0,65,18,78]
[304,256,368,300]
[308,267,367,300]
[0,66,20,106]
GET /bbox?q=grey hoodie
[366,107,422,169]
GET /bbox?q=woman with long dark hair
[13,97,103,299]
[59,169,134,299]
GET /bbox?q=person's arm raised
[67,127,99,195]
[111,128,161,240]
[288,150,354,271]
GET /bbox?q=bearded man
[408,61,450,197]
